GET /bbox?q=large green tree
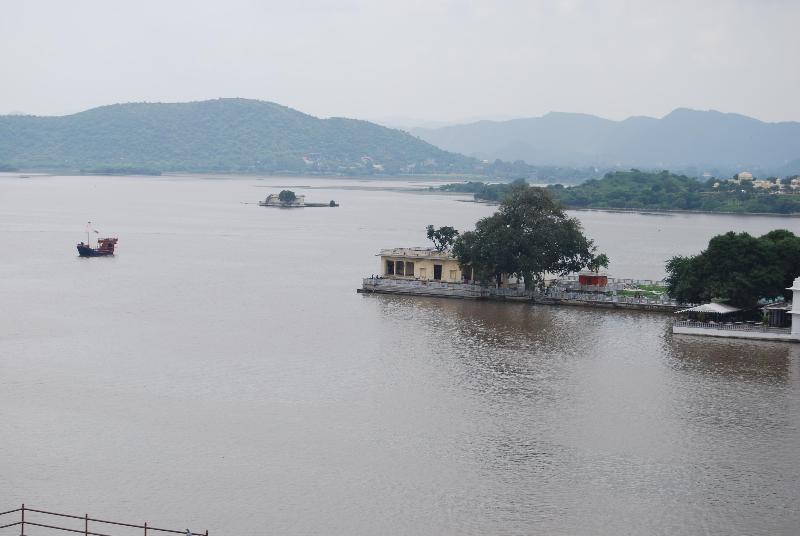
[453,184,600,289]
[426,225,459,252]
[665,230,800,306]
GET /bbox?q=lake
[1,174,798,535]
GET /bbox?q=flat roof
[377,247,454,260]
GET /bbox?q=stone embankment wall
[358,278,681,312]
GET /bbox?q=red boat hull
[77,237,117,257]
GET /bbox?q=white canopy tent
[676,303,741,315]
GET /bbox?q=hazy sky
[2,0,799,124]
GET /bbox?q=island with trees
[259,190,338,208]
[367,183,609,293]
[449,185,601,289]
[361,183,690,310]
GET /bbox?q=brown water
[1,174,799,535]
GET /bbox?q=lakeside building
[378,248,474,283]
[672,277,800,343]
[578,271,608,287]
[763,301,793,327]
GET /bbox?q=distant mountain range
[0,98,482,175]
[412,109,800,176]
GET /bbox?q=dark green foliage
[278,190,297,204]
[425,225,459,252]
[547,170,800,214]
[453,184,598,289]
[587,253,609,273]
[665,230,800,306]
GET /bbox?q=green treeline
[440,170,800,214]
[550,170,800,213]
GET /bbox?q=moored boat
[77,237,118,257]
[77,221,118,256]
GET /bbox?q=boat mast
[87,221,91,246]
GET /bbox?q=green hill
[0,98,485,175]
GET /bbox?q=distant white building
[736,171,754,182]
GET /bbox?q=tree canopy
[426,225,459,252]
[453,184,599,289]
[587,253,610,273]
[278,190,297,204]
[665,230,800,307]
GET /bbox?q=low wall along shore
[357,277,681,313]
[673,320,798,342]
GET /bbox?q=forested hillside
[0,99,480,175]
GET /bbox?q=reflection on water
[669,333,794,381]
[1,175,799,535]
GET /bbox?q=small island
[259,189,338,208]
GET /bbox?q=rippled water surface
[1,174,799,535]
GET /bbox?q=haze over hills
[412,109,800,176]
[0,98,486,175]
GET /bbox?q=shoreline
[459,198,800,217]
[5,171,798,217]
[0,170,491,182]
[566,206,800,218]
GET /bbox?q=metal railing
[673,320,792,334]
[0,505,207,536]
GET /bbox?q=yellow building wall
[380,256,464,282]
